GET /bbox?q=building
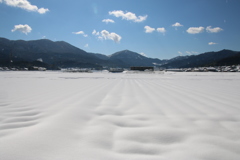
[130,67,154,71]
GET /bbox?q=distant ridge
[0,37,105,69]
[0,37,240,69]
[160,49,240,68]
[108,50,165,67]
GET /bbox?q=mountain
[0,37,104,68]
[160,49,240,68]
[88,52,109,60]
[1,37,240,70]
[206,52,240,66]
[0,38,165,69]
[88,50,166,68]
[108,50,165,67]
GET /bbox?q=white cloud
[178,51,183,56]
[93,29,121,43]
[97,36,103,41]
[38,8,49,14]
[178,51,197,56]
[191,51,198,54]
[92,29,99,36]
[109,10,147,22]
[73,31,84,34]
[206,26,223,33]
[0,0,49,14]
[100,30,121,43]
[144,26,166,34]
[208,42,217,45]
[140,52,147,57]
[11,24,32,34]
[84,44,89,48]
[157,27,166,34]
[144,26,155,33]
[186,26,205,34]
[102,19,115,24]
[72,31,88,37]
[172,22,183,27]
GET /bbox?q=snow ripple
[0,72,240,160]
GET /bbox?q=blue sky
[1,0,240,59]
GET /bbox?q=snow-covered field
[0,71,240,160]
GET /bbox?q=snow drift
[0,71,240,160]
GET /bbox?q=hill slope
[1,37,240,69]
[160,49,240,68]
[108,50,165,67]
[0,37,104,68]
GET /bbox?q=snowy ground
[0,71,240,160]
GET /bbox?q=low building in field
[130,66,154,71]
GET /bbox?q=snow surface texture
[0,71,240,160]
